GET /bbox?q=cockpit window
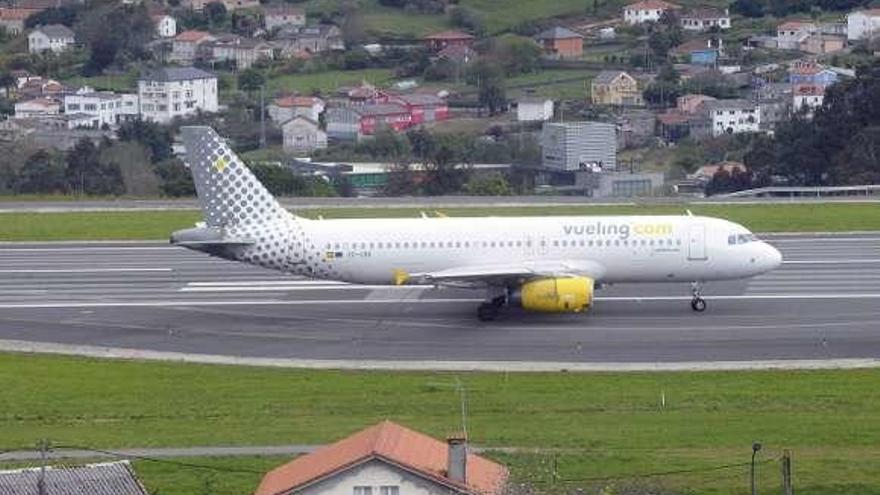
[729,233,760,245]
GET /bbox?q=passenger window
[614,239,619,246]
[553,240,559,247]
[516,241,522,247]
[728,234,737,245]
[455,241,461,248]
[562,240,568,247]
[588,240,593,247]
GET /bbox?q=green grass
[265,68,395,95]
[62,72,138,92]
[506,69,598,100]
[2,352,880,495]
[1,203,879,241]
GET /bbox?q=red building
[423,30,475,51]
[388,93,449,124]
[534,26,584,59]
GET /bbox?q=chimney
[447,433,467,484]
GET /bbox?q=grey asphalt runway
[1,233,879,365]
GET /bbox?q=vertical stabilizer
[180,126,289,227]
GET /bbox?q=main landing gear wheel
[477,295,506,321]
[477,303,499,321]
[690,281,706,312]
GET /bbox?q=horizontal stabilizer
[170,226,253,251]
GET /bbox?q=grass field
[1,352,879,495]
[264,68,395,95]
[1,203,879,241]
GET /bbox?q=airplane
[171,126,783,321]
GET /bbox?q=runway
[1,233,879,367]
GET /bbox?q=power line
[556,458,779,484]
[51,445,265,475]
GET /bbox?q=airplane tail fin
[179,126,289,227]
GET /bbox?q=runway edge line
[1,339,879,372]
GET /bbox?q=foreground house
[264,5,306,30]
[847,8,880,40]
[269,95,325,123]
[170,30,215,64]
[517,97,554,121]
[0,461,148,495]
[152,14,177,38]
[138,66,218,124]
[0,8,35,35]
[255,421,508,495]
[14,96,60,118]
[326,104,412,141]
[776,20,815,50]
[701,99,760,136]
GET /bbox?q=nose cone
[763,243,783,272]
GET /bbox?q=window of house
[354,487,373,495]
[380,486,399,495]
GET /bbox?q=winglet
[392,268,410,286]
[686,209,694,217]
[434,210,448,218]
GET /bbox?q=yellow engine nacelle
[511,277,594,313]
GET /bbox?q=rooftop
[263,5,304,15]
[777,20,814,30]
[0,8,38,20]
[703,98,756,111]
[353,103,411,116]
[594,70,631,84]
[273,95,324,107]
[0,461,148,495]
[255,421,508,495]
[535,26,583,40]
[32,24,75,39]
[174,30,212,42]
[624,0,681,10]
[424,30,476,41]
[140,66,216,82]
[681,6,728,19]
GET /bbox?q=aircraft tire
[691,298,707,312]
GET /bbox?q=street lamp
[750,441,762,495]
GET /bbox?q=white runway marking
[0,268,174,274]
[1,338,878,372]
[3,293,880,309]
[783,260,880,264]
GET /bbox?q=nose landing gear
[690,282,706,312]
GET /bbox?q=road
[0,233,879,368]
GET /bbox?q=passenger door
[687,223,708,261]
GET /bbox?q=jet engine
[509,277,594,313]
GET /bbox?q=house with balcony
[679,7,730,31]
[591,70,642,106]
[138,67,218,124]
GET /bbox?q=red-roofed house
[171,30,215,64]
[776,20,815,49]
[254,421,508,495]
[269,95,326,123]
[423,31,475,52]
[0,8,38,35]
[623,0,681,24]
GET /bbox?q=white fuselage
[262,214,782,286]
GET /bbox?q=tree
[420,133,471,195]
[468,60,507,115]
[65,138,125,195]
[463,172,512,195]
[492,35,542,76]
[100,142,161,196]
[204,1,227,26]
[238,68,265,91]
[155,158,196,197]
[449,6,485,36]
[118,119,173,163]
[25,5,78,28]
[13,150,67,194]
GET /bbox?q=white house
[269,95,325,123]
[28,24,75,53]
[14,97,60,118]
[680,7,730,31]
[138,67,218,124]
[516,97,554,121]
[263,5,306,30]
[254,421,508,495]
[623,0,680,25]
[776,20,815,50]
[702,99,760,136]
[152,14,177,38]
[282,116,327,153]
[846,9,880,41]
[63,89,121,128]
[792,84,824,116]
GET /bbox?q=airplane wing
[405,260,607,287]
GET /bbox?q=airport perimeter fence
[2,442,798,495]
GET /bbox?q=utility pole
[782,450,793,495]
[37,439,48,495]
[750,442,762,495]
[259,85,266,149]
